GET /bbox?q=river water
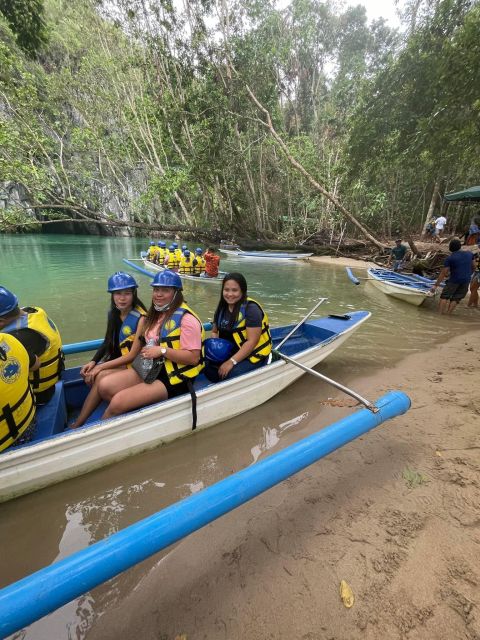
[0,234,473,639]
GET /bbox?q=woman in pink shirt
[90,271,204,420]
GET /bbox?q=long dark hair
[143,289,185,337]
[214,272,248,329]
[104,289,146,355]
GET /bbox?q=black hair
[214,272,248,329]
[0,306,20,321]
[449,238,462,252]
[104,289,147,355]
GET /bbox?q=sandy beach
[90,329,480,640]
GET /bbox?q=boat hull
[367,269,435,306]
[220,249,313,260]
[0,312,369,502]
[142,258,223,284]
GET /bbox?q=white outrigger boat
[347,267,437,307]
[0,311,370,503]
[219,248,313,261]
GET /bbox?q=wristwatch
[230,357,238,366]
[160,347,167,356]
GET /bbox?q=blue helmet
[150,270,183,290]
[204,338,234,363]
[159,241,166,248]
[169,244,175,251]
[107,272,138,292]
[149,241,156,246]
[0,286,18,316]
[195,247,203,254]
[172,242,178,249]
[182,244,188,250]
[184,249,190,257]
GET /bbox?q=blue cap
[0,286,18,316]
[204,338,234,363]
[150,270,182,290]
[107,272,138,292]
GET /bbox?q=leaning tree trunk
[421,177,441,234]
[241,81,386,251]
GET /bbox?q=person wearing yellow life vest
[87,270,204,427]
[193,248,206,276]
[157,241,167,263]
[146,241,157,262]
[165,243,180,271]
[0,286,63,404]
[204,272,271,383]
[0,332,37,451]
[71,272,147,428]
[179,250,196,275]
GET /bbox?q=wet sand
[310,255,375,268]
[88,329,480,640]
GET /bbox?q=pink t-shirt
[144,313,201,351]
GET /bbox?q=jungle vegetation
[0,0,479,243]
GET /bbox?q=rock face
[0,179,141,236]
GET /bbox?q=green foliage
[0,0,48,57]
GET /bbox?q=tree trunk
[241,81,386,251]
[421,177,440,234]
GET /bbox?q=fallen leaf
[340,579,354,608]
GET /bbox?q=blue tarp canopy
[444,185,480,202]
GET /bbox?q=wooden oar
[273,350,378,413]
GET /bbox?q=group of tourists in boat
[0,270,271,451]
[145,242,221,278]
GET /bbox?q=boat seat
[34,381,67,441]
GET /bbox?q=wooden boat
[136,254,224,284]
[0,311,370,503]
[367,268,436,306]
[219,248,313,260]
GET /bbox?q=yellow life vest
[3,307,63,395]
[119,305,146,357]
[167,251,180,269]
[193,256,206,275]
[179,255,196,275]
[228,297,271,363]
[158,248,166,262]
[147,246,156,261]
[159,303,204,384]
[0,333,36,452]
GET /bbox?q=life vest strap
[0,386,35,444]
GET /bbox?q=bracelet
[230,357,238,366]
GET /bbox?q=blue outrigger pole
[0,390,410,639]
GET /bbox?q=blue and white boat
[0,311,370,503]
[219,248,313,261]
[347,267,437,306]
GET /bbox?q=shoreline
[90,330,480,640]
[309,255,375,268]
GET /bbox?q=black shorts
[156,367,190,398]
[440,281,469,302]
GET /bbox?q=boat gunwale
[0,312,371,463]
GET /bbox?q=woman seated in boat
[204,272,271,383]
[87,270,204,421]
[71,272,147,428]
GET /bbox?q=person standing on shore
[434,215,447,242]
[430,239,475,314]
[387,239,408,272]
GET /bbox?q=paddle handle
[276,298,327,351]
[274,350,378,413]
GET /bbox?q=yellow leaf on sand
[435,450,443,457]
[175,636,187,640]
[340,580,354,608]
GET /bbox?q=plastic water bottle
[141,338,157,377]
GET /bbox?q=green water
[0,233,471,370]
